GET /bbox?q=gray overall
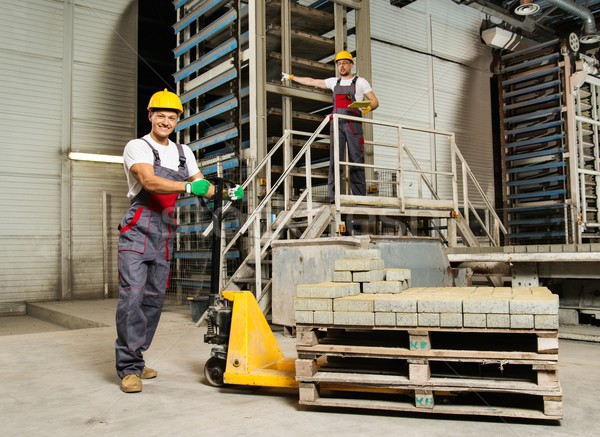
[328,76,367,203]
[115,139,189,378]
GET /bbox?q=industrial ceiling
[449,0,600,46]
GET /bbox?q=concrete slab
[0,300,599,435]
[0,315,67,336]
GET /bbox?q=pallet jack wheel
[204,357,226,387]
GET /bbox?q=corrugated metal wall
[0,0,496,313]
[0,0,135,314]
[369,0,494,204]
[70,0,136,299]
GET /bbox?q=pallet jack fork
[201,177,297,388]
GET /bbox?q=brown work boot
[120,374,142,393]
[141,366,157,379]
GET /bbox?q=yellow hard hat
[147,88,183,114]
[334,50,354,64]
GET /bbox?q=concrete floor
[0,300,599,437]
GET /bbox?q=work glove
[185,179,211,196]
[360,105,372,115]
[225,184,244,201]
[281,72,294,82]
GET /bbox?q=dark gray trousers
[328,120,366,202]
[115,207,173,378]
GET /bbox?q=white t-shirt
[122,134,201,199]
[324,76,373,101]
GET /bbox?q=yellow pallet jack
[201,177,297,388]
[204,290,298,388]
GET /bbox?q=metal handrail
[216,113,506,297]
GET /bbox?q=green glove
[185,179,211,196]
[225,184,244,201]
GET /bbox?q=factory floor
[0,299,598,437]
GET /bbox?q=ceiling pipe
[544,0,600,43]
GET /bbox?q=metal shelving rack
[499,40,571,245]
[499,38,600,245]
[168,0,371,305]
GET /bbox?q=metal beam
[60,0,74,300]
[266,83,331,103]
[249,1,267,162]
[332,0,362,9]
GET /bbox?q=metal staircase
[207,115,506,309]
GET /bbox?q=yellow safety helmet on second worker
[147,88,183,114]
[334,50,354,64]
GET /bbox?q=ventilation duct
[545,0,600,44]
[481,27,537,51]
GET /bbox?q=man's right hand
[281,72,294,82]
[185,179,211,196]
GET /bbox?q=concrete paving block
[313,311,334,325]
[530,286,553,296]
[487,314,510,328]
[294,298,333,312]
[334,258,385,272]
[363,281,406,294]
[535,314,559,330]
[372,295,417,313]
[490,288,512,299]
[396,312,418,327]
[385,268,411,283]
[418,313,440,327]
[375,312,396,326]
[511,287,532,295]
[510,314,534,329]
[510,295,559,315]
[472,287,494,296]
[333,271,352,282]
[463,297,509,314]
[463,313,487,328]
[296,284,313,298]
[333,311,375,326]
[418,297,463,314]
[353,269,386,283]
[559,308,579,326]
[334,295,374,312]
[440,313,463,327]
[295,311,313,324]
[309,282,361,298]
[344,249,381,260]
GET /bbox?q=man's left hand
[225,184,244,201]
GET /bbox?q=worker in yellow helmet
[281,50,379,203]
[115,89,243,393]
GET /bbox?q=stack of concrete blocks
[294,249,559,330]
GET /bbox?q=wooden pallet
[295,324,562,420]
